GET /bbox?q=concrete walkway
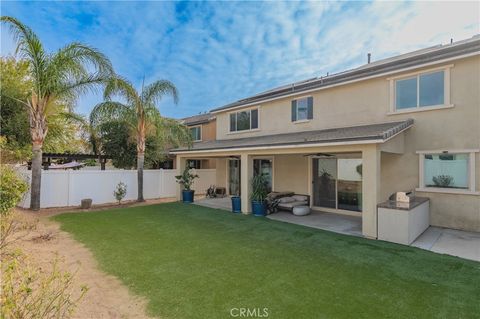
[411,227,480,262]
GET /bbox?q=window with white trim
[189,126,201,141]
[229,108,258,132]
[417,150,478,194]
[391,66,451,112]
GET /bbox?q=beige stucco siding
[200,159,216,169]
[273,155,309,195]
[216,158,227,188]
[201,120,216,141]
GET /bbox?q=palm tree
[90,77,191,201]
[1,16,114,210]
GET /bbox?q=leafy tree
[1,16,114,210]
[0,58,31,161]
[96,119,180,170]
[98,121,137,169]
[1,58,90,160]
[90,77,191,201]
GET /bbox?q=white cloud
[1,1,478,118]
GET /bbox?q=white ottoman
[293,206,310,216]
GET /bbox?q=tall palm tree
[1,16,114,210]
[90,77,190,201]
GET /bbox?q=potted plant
[175,167,199,203]
[250,174,269,216]
[231,191,241,213]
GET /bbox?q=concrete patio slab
[412,227,480,262]
[410,227,443,250]
[194,197,231,211]
[267,211,362,237]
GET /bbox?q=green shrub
[83,158,97,166]
[113,182,127,204]
[0,166,28,214]
[1,251,88,319]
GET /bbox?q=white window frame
[189,125,202,142]
[416,149,479,195]
[227,107,260,134]
[388,65,453,115]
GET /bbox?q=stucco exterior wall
[210,55,480,232]
[200,159,216,169]
[273,154,309,195]
[185,120,217,169]
[201,120,216,141]
[216,158,227,188]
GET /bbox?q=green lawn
[53,202,480,319]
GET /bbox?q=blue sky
[1,1,479,119]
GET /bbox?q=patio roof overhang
[170,119,413,155]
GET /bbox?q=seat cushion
[278,201,308,208]
[292,195,308,202]
[278,197,295,203]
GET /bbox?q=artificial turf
[53,202,480,319]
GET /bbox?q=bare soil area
[13,197,176,319]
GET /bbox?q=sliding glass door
[228,159,241,196]
[313,158,337,208]
[312,157,362,212]
[337,159,362,212]
[253,159,273,193]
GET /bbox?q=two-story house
[172,36,480,238]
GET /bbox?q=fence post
[159,169,164,198]
[67,169,72,206]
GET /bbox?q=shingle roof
[180,113,215,126]
[171,119,413,153]
[211,35,480,113]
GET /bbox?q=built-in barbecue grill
[377,191,430,245]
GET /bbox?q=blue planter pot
[182,190,195,203]
[231,196,241,213]
[251,200,267,216]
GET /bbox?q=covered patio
[172,119,414,239]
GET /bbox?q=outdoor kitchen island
[377,196,430,245]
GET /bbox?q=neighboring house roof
[181,113,215,126]
[171,119,413,153]
[211,35,480,113]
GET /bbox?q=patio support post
[362,145,381,239]
[176,156,186,201]
[240,153,252,214]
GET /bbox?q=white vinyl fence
[18,168,216,209]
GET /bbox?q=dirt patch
[12,205,172,319]
[19,196,177,218]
